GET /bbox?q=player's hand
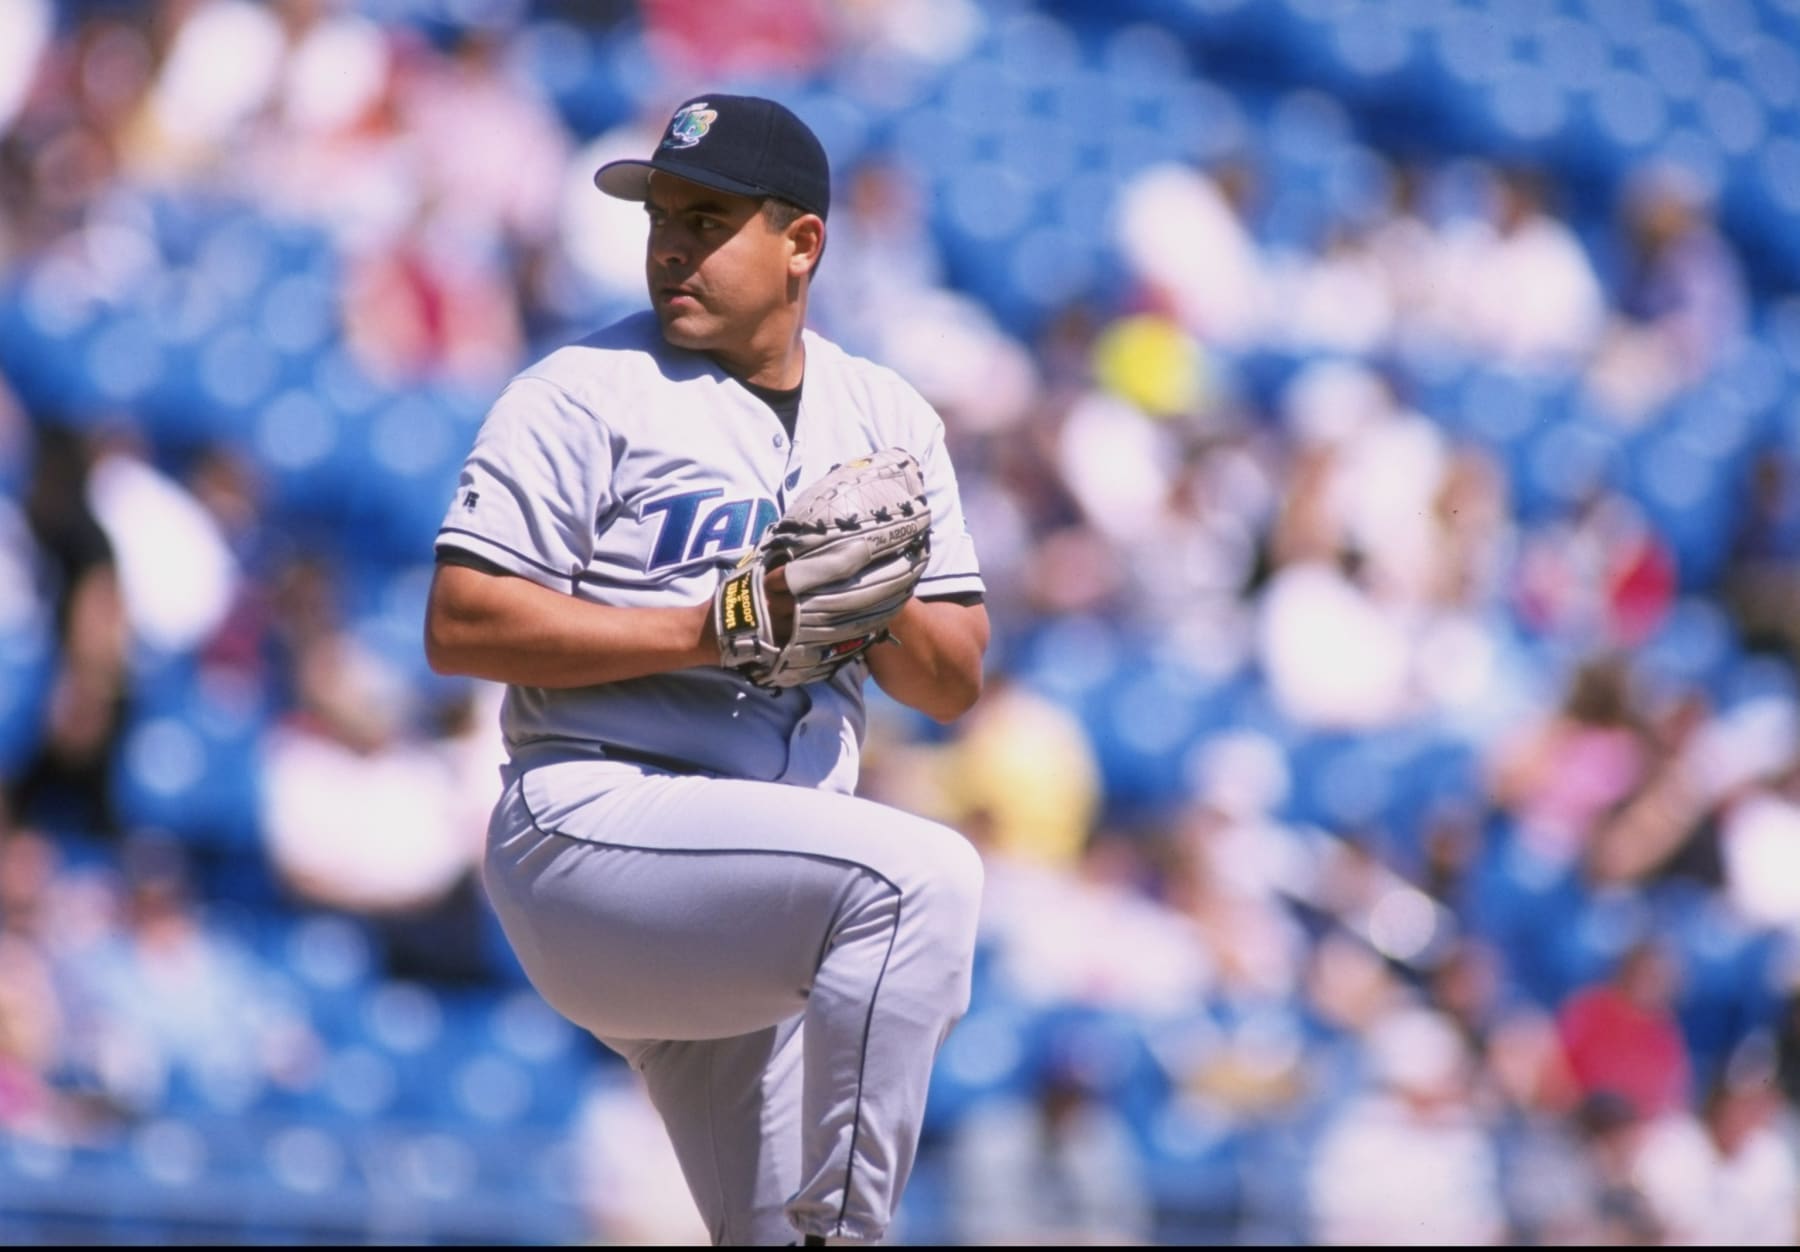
[764,564,796,644]
[711,448,930,688]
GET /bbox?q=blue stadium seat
[258,273,337,360]
[1517,410,1622,523]
[486,988,581,1068]
[1035,1003,1172,1132]
[319,1044,400,1122]
[925,1002,1035,1135]
[1553,885,1656,1001]
[1461,824,1591,1006]
[1632,597,1736,694]
[1627,431,1739,591]
[0,609,51,775]
[1719,651,1800,708]
[450,1050,535,1127]
[1090,656,1218,816]
[109,662,268,855]
[1014,615,1124,713]
[341,394,467,564]
[1142,1102,1244,1244]
[286,914,382,1047]
[1653,880,1786,1078]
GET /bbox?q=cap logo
[663,102,718,150]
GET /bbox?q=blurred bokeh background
[5,0,1800,1243]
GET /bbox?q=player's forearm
[866,598,988,723]
[425,562,715,687]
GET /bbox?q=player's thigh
[484,804,832,1040]
[485,767,979,1041]
[522,760,984,910]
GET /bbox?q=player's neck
[710,303,808,390]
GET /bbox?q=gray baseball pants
[481,758,984,1245]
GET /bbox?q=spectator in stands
[1718,751,1800,930]
[259,629,485,976]
[237,5,411,248]
[1567,1091,1663,1243]
[1364,161,1457,355]
[1590,163,1748,419]
[1583,685,1719,888]
[59,836,318,1117]
[85,424,241,658]
[340,196,526,383]
[1773,986,1800,1117]
[1487,656,1652,867]
[811,157,1039,435]
[1269,206,1397,356]
[1633,1062,1799,1245]
[935,671,1101,869]
[1164,793,1308,1003]
[0,812,62,1140]
[1453,166,1607,369]
[980,825,1213,1015]
[640,0,837,80]
[0,8,152,253]
[400,27,569,264]
[1723,448,1800,664]
[1514,486,1677,649]
[574,1069,711,1245]
[810,157,942,357]
[1308,1005,1506,1245]
[12,425,127,838]
[1115,153,1268,350]
[1556,940,1691,1123]
[947,1026,1154,1246]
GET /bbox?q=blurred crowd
[6,0,1800,1244]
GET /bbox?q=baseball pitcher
[424,95,988,1246]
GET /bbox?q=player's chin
[655,307,719,350]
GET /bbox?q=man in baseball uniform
[424,95,989,1245]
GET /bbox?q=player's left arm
[866,595,989,722]
[862,388,989,722]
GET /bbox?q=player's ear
[787,215,824,279]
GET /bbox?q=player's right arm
[424,557,717,687]
[426,369,811,687]
[427,374,730,687]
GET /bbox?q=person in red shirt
[1558,940,1691,1120]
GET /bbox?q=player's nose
[649,226,690,270]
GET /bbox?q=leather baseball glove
[713,447,931,688]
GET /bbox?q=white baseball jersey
[435,311,983,794]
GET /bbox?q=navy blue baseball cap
[595,94,831,220]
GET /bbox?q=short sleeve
[435,377,612,591]
[907,393,985,601]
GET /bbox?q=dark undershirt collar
[742,378,802,438]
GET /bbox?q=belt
[512,735,719,778]
[598,743,719,777]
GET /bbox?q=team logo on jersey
[662,102,718,150]
[641,488,779,571]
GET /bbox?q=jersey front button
[772,433,785,448]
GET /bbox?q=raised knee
[914,825,984,945]
[941,831,985,921]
